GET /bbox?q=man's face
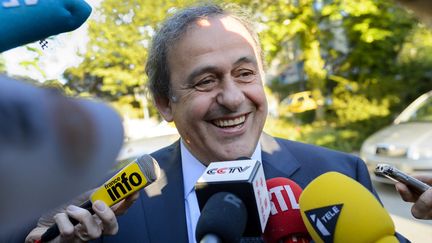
[156,15,268,164]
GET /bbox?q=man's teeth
[214,116,246,127]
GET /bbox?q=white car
[360,90,432,182]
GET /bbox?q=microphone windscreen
[264,177,308,243]
[195,192,247,243]
[299,172,397,243]
[0,0,92,52]
[136,154,160,182]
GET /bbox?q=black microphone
[195,158,271,237]
[39,154,160,242]
[196,192,247,243]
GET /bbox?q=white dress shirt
[181,140,262,243]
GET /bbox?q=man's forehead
[189,15,256,44]
[166,13,263,84]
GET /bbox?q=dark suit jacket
[94,133,408,243]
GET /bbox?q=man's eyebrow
[233,56,257,67]
[185,66,220,85]
[184,56,258,85]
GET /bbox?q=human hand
[395,175,432,219]
[25,191,140,242]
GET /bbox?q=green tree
[251,0,431,150]
[246,0,328,119]
[255,0,431,123]
[64,0,195,118]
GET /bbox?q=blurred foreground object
[0,75,124,235]
[0,0,92,52]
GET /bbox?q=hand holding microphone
[27,154,160,243]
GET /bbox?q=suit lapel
[260,133,301,179]
[140,140,189,242]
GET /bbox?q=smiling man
[152,12,268,165]
[26,3,409,243]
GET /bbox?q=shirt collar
[180,139,262,199]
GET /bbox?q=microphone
[299,172,398,243]
[195,192,247,243]
[263,178,311,243]
[0,0,92,52]
[195,158,271,237]
[39,154,161,242]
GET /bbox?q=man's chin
[217,149,255,161]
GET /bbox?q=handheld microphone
[0,0,92,52]
[39,154,161,242]
[299,172,397,243]
[263,178,311,243]
[195,192,247,243]
[195,159,270,237]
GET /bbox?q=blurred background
[2,0,431,241]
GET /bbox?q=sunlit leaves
[341,0,379,17]
[64,0,194,118]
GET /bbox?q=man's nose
[216,79,245,111]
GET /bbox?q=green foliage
[63,0,197,118]
[264,117,302,141]
[0,55,6,74]
[265,0,431,150]
[328,74,394,125]
[18,45,47,79]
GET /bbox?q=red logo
[206,166,251,175]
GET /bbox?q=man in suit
[26,3,408,242]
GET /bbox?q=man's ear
[154,96,174,122]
